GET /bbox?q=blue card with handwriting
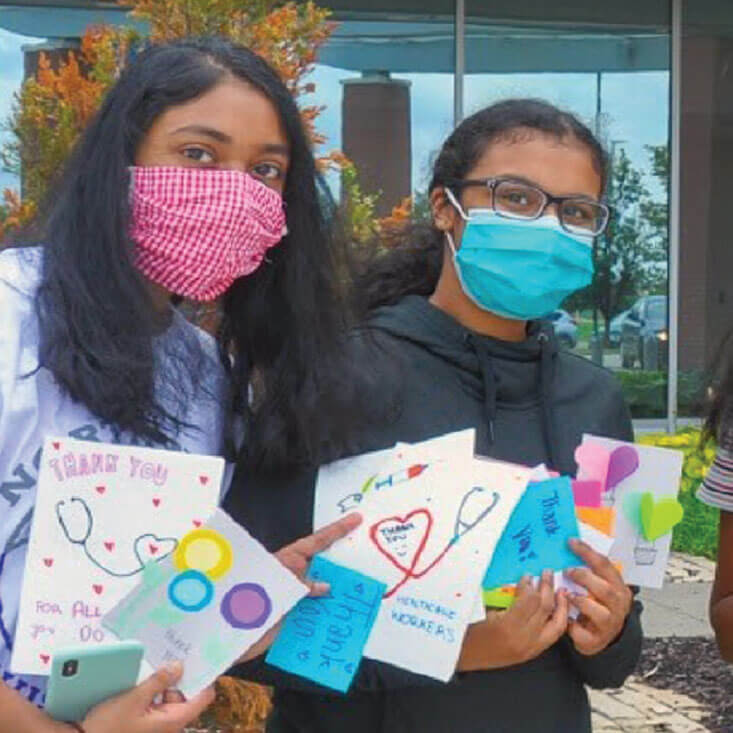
[266,556,385,692]
[483,477,579,588]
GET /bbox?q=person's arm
[710,511,733,660]
[0,663,213,733]
[697,433,733,659]
[560,538,642,689]
[564,378,642,688]
[0,681,70,733]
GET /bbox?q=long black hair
[356,98,608,313]
[21,36,369,469]
[704,332,733,443]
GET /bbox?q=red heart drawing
[92,584,103,595]
[199,475,209,485]
[40,654,50,665]
[370,509,433,576]
[152,498,161,507]
[149,544,159,555]
[104,541,115,552]
[43,558,53,568]
[95,486,106,495]
[52,442,60,450]
[192,519,202,528]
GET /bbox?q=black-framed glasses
[449,177,610,236]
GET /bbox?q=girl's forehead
[150,78,288,148]
[469,133,602,197]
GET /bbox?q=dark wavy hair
[16,36,368,469]
[356,98,608,313]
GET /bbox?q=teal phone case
[45,641,144,723]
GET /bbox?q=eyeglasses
[448,177,610,236]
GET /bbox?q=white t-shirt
[0,247,228,705]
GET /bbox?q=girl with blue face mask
[226,99,640,733]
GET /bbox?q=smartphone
[45,641,144,723]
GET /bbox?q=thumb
[131,661,183,707]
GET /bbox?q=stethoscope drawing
[56,497,177,578]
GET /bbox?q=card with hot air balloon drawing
[321,433,529,681]
[575,435,684,588]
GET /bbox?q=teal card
[483,477,580,588]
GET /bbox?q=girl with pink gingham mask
[0,38,367,733]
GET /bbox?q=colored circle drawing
[168,570,214,612]
[220,583,272,629]
[173,528,233,580]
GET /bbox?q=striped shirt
[698,420,733,512]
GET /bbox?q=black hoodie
[226,295,643,733]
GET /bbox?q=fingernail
[542,570,552,583]
[163,660,182,676]
[312,581,330,595]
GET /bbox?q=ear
[430,187,458,233]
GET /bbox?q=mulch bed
[636,637,733,731]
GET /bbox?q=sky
[0,26,670,202]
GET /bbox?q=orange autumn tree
[0,0,334,242]
[0,26,135,237]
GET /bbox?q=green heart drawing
[640,492,684,542]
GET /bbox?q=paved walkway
[589,553,717,732]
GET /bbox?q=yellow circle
[174,528,233,580]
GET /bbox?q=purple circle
[220,583,272,629]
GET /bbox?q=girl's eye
[252,162,283,181]
[181,146,214,163]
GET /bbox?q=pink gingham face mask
[129,166,286,302]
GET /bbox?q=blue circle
[168,570,214,612]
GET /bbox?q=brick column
[342,71,412,217]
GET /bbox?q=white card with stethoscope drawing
[320,431,529,681]
[11,437,222,675]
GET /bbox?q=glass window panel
[310,12,455,216]
[465,1,671,420]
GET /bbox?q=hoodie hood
[368,294,560,466]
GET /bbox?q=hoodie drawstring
[538,331,558,470]
[468,329,558,470]
[466,334,497,446]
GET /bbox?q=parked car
[544,309,578,350]
[620,296,668,370]
[608,309,630,347]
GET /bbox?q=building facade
[1,0,731,428]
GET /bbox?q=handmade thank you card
[266,556,386,692]
[104,509,307,697]
[575,435,684,588]
[12,438,222,676]
[323,433,528,682]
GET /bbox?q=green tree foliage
[566,145,669,335]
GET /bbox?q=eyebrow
[169,126,289,156]
[171,125,232,143]
[261,143,290,157]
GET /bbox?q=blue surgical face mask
[444,188,595,321]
